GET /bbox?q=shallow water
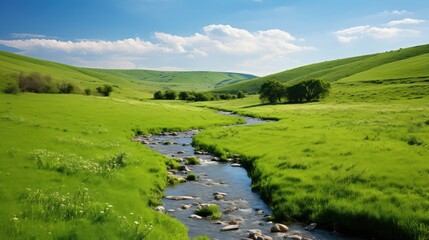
[143,112,355,240]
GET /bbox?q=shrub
[18,72,57,93]
[164,90,177,100]
[194,204,221,219]
[153,90,164,100]
[3,81,19,94]
[185,156,200,165]
[96,84,113,96]
[237,91,246,99]
[407,136,423,146]
[84,88,92,95]
[58,81,75,94]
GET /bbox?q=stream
[140,112,355,240]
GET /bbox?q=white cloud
[0,25,314,76]
[390,10,412,15]
[335,21,421,43]
[11,33,50,39]
[386,18,425,26]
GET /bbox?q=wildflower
[134,221,139,225]
[100,211,104,214]
[130,212,134,216]
[12,217,18,221]
[79,210,84,214]
[48,232,52,235]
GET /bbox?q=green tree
[164,90,177,100]
[153,90,164,100]
[285,79,330,103]
[259,80,285,104]
[237,91,246,99]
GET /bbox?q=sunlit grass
[195,81,429,239]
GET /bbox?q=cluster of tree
[259,79,330,104]
[153,90,245,102]
[2,72,113,97]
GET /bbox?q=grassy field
[0,51,255,99]
[1,43,428,239]
[0,93,241,239]
[214,44,429,93]
[193,72,429,239]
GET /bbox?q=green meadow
[192,45,429,239]
[0,93,241,239]
[1,43,429,239]
[0,50,255,99]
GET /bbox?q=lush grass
[194,78,429,239]
[0,93,241,239]
[194,204,222,220]
[0,51,255,99]
[214,44,429,93]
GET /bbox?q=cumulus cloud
[335,21,421,43]
[0,25,314,75]
[386,18,425,26]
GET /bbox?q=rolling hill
[0,51,256,98]
[214,44,429,94]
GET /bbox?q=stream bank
[136,112,355,240]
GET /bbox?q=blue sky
[1,0,428,76]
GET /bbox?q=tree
[237,91,246,99]
[96,84,113,96]
[285,79,330,103]
[153,90,164,100]
[164,90,177,100]
[259,80,285,104]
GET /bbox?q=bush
[58,81,75,94]
[237,91,246,99]
[84,88,92,95]
[18,72,57,93]
[3,81,19,94]
[96,84,113,96]
[164,90,177,100]
[194,204,221,219]
[154,90,164,100]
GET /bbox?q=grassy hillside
[0,94,242,239]
[0,51,255,98]
[215,44,429,93]
[193,44,429,239]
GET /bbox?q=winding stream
[141,112,354,240]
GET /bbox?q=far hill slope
[0,51,256,98]
[215,44,429,93]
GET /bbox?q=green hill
[0,51,256,98]
[214,44,429,93]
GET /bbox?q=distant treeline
[260,79,330,104]
[153,90,246,101]
[3,72,113,96]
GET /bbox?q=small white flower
[100,211,104,214]
[130,212,134,216]
[12,217,18,221]
[134,221,139,225]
